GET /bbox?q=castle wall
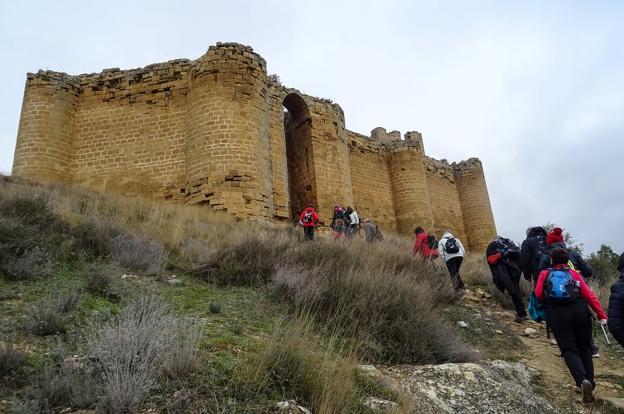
[12,42,497,251]
[423,158,467,241]
[13,72,79,181]
[455,158,497,252]
[70,62,190,197]
[347,131,396,231]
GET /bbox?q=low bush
[1,247,53,281]
[273,262,474,365]
[0,342,26,377]
[27,293,79,336]
[28,303,67,336]
[110,233,168,276]
[90,296,202,413]
[85,263,122,302]
[35,362,98,410]
[162,318,203,378]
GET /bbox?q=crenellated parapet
[12,42,496,249]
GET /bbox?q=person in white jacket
[438,231,465,292]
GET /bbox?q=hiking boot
[580,379,595,404]
[514,315,528,324]
[592,350,600,358]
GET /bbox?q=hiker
[331,218,347,241]
[535,248,607,404]
[363,218,383,244]
[413,226,438,259]
[519,226,548,284]
[438,231,465,292]
[541,227,599,357]
[607,252,624,349]
[299,204,319,241]
[486,236,528,322]
[346,206,360,238]
[330,205,350,237]
[542,227,593,279]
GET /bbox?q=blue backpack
[544,267,580,304]
[528,292,546,322]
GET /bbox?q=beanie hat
[546,227,564,245]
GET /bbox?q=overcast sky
[1,1,622,255]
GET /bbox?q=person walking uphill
[413,227,438,259]
[535,248,607,404]
[299,204,319,241]
[438,231,465,292]
[520,226,548,284]
[486,236,528,322]
[608,252,624,349]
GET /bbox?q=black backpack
[302,211,313,224]
[444,237,460,254]
[427,234,438,249]
[498,238,520,260]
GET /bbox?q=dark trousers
[547,300,594,387]
[492,263,527,317]
[303,226,315,241]
[445,256,465,291]
[611,329,624,349]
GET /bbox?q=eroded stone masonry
[12,42,496,251]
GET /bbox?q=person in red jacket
[413,227,438,259]
[299,204,319,241]
[535,248,607,403]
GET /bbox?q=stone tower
[12,42,497,251]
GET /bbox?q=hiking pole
[590,312,611,345]
[599,322,611,346]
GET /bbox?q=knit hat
[546,227,564,245]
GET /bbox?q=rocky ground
[460,288,624,414]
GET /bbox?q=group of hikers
[296,208,624,404]
[413,224,624,404]
[296,203,383,243]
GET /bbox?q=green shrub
[1,247,53,281]
[208,302,221,314]
[85,264,122,302]
[27,294,79,336]
[0,342,26,377]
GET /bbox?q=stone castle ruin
[12,42,496,251]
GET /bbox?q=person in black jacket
[519,226,548,284]
[486,236,528,323]
[608,253,624,348]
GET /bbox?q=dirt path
[462,288,624,414]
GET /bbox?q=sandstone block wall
[12,42,496,251]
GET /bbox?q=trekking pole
[591,313,611,345]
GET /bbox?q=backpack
[444,237,460,254]
[302,211,313,224]
[544,267,580,304]
[528,292,547,322]
[536,237,552,271]
[498,238,520,260]
[427,234,438,249]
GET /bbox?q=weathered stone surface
[374,361,561,414]
[12,42,496,251]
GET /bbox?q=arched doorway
[283,93,315,220]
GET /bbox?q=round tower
[185,43,273,218]
[388,142,434,235]
[454,158,497,252]
[12,72,79,181]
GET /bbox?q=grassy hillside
[0,176,499,413]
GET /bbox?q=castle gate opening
[283,93,315,219]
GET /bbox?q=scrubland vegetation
[2,176,619,413]
[0,176,474,413]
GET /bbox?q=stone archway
[283,93,315,220]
